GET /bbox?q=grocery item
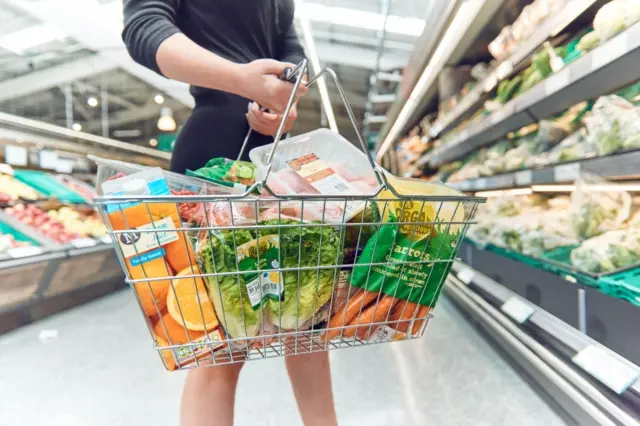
[134,277,171,317]
[571,174,631,239]
[197,217,343,338]
[571,229,640,273]
[166,267,218,332]
[0,174,40,202]
[593,0,628,41]
[4,204,81,243]
[153,313,206,345]
[186,158,257,191]
[577,31,600,52]
[349,176,465,308]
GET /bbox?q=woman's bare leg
[285,352,338,426]
[180,363,244,426]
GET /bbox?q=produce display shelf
[429,0,600,140]
[450,260,640,406]
[426,21,640,167]
[0,209,61,249]
[447,149,640,191]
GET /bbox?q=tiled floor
[0,290,566,426]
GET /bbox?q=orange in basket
[164,233,197,272]
[154,335,177,371]
[167,267,219,332]
[129,257,173,316]
[153,312,205,345]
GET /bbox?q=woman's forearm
[156,33,244,96]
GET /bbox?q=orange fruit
[133,272,171,317]
[154,335,177,371]
[167,266,218,331]
[153,312,205,345]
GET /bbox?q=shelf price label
[457,268,475,285]
[5,145,28,167]
[514,170,532,186]
[500,297,535,324]
[7,246,43,259]
[572,345,639,394]
[554,163,580,182]
[70,238,98,249]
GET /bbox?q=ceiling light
[149,138,158,147]
[87,96,99,107]
[0,24,65,55]
[295,2,425,36]
[72,123,82,131]
[154,94,165,104]
[475,188,533,197]
[157,107,176,132]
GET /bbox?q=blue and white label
[129,248,166,266]
[118,217,179,259]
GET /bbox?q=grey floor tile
[0,290,565,426]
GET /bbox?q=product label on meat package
[288,153,364,218]
[349,199,461,307]
[117,216,179,258]
[236,235,284,310]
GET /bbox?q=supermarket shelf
[449,261,640,416]
[427,21,640,167]
[447,149,640,192]
[0,209,62,249]
[430,0,600,139]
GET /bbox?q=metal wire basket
[93,60,484,371]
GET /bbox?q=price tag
[544,69,570,96]
[100,235,114,244]
[70,238,98,248]
[457,268,475,285]
[496,61,514,80]
[39,150,58,170]
[483,74,498,92]
[7,246,43,258]
[592,32,628,70]
[572,345,639,394]
[55,159,74,174]
[500,297,535,324]
[554,163,580,182]
[5,145,28,167]
[514,170,532,186]
[475,178,488,190]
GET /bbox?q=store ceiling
[0,0,430,151]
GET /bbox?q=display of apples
[5,204,81,244]
[0,175,40,202]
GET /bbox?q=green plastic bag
[186,158,256,190]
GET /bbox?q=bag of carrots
[324,176,466,342]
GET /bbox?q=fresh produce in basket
[186,158,257,191]
[349,176,465,309]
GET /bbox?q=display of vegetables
[0,174,40,202]
[4,204,82,243]
[0,232,33,253]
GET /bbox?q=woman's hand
[246,102,298,137]
[239,59,307,113]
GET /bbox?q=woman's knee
[187,362,245,385]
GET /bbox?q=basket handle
[250,59,391,194]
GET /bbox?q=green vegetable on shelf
[576,31,600,53]
[595,120,624,155]
[497,75,522,104]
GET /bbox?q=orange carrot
[411,305,431,335]
[324,289,378,341]
[352,295,398,340]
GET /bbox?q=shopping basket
[92,60,485,371]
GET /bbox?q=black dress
[122,0,305,173]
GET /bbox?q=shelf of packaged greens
[450,261,640,398]
[428,21,640,167]
[429,0,600,140]
[448,149,640,191]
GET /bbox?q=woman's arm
[122,0,306,112]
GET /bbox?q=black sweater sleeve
[122,0,182,75]
[278,24,306,66]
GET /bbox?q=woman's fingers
[246,102,297,136]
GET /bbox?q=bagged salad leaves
[571,173,631,239]
[186,158,257,191]
[571,229,640,273]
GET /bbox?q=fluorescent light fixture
[72,123,82,131]
[154,94,165,104]
[295,2,425,36]
[376,0,484,161]
[157,107,176,132]
[298,11,338,132]
[87,97,99,107]
[533,183,640,193]
[0,24,65,55]
[475,188,533,197]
